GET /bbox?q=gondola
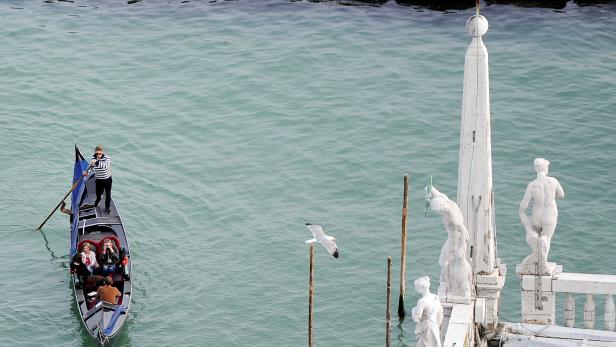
[69,145,132,346]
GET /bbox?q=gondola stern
[71,145,90,255]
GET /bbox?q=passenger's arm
[111,248,119,262]
[92,253,100,267]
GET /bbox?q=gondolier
[84,144,112,214]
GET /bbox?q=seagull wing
[319,235,339,258]
[306,224,339,258]
[306,223,325,239]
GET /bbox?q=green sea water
[0,1,615,346]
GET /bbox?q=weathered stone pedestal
[517,263,562,325]
[442,302,475,347]
[476,262,507,325]
[439,284,473,305]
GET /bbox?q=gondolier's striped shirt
[91,154,112,179]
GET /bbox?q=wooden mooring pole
[308,243,315,347]
[398,174,409,319]
[386,256,392,347]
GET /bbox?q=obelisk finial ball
[466,15,488,37]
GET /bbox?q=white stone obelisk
[458,14,494,275]
[456,15,506,325]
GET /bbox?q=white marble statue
[518,158,565,275]
[411,276,443,347]
[426,186,473,303]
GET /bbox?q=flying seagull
[305,223,339,258]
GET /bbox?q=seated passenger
[71,253,90,284]
[80,243,99,275]
[101,239,119,276]
[97,276,121,304]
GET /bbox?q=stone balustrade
[520,271,616,331]
[555,273,616,331]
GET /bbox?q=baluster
[565,293,575,328]
[584,294,595,329]
[605,294,615,331]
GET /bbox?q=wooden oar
[36,165,92,230]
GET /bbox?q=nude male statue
[518,158,564,275]
[426,186,472,303]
